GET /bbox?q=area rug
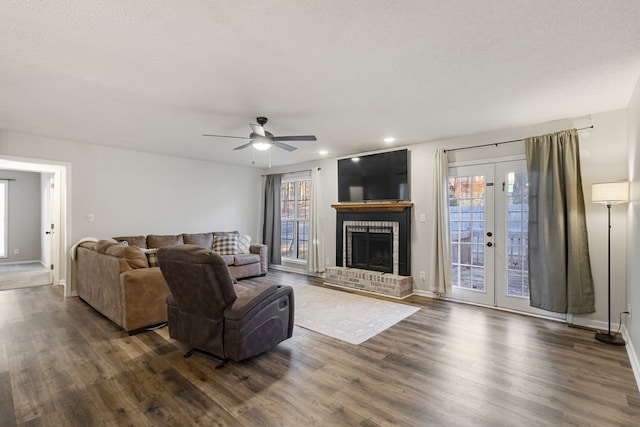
[291,283,420,345]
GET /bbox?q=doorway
[446,158,564,319]
[0,158,68,296]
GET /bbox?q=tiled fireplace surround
[327,202,413,298]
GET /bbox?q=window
[0,180,7,258]
[281,178,310,261]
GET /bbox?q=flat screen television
[337,149,409,202]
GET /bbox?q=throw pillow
[212,234,239,255]
[238,234,252,254]
[144,248,159,267]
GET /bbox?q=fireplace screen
[346,226,394,273]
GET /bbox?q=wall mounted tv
[337,149,409,202]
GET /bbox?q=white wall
[580,110,629,330]
[269,111,629,329]
[0,130,263,291]
[0,169,41,263]
[627,73,640,368]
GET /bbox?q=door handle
[486,242,493,247]
[486,232,493,237]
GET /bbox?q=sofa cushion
[238,234,252,254]
[113,235,147,248]
[147,234,184,248]
[95,240,117,254]
[212,234,239,255]
[183,232,214,248]
[221,255,235,266]
[105,245,150,269]
[234,253,260,266]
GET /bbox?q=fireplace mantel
[331,201,413,213]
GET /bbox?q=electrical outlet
[420,271,426,281]
[13,249,19,255]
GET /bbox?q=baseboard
[567,315,610,331]
[56,279,75,298]
[0,260,44,266]
[412,289,440,299]
[622,326,640,393]
[269,264,324,278]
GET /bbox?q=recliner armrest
[224,283,278,320]
[223,283,294,361]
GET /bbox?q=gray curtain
[525,129,595,314]
[263,174,282,265]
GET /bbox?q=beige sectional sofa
[74,231,268,333]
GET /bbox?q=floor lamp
[592,181,629,346]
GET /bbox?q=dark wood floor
[0,270,638,426]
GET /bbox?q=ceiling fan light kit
[204,116,317,163]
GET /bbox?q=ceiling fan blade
[272,135,317,142]
[249,123,265,137]
[273,141,298,151]
[203,134,250,140]
[233,142,253,150]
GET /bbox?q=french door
[448,163,495,306]
[447,159,564,318]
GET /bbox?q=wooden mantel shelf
[331,201,413,212]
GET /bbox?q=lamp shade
[592,181,629,205]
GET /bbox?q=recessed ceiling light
[384,137,395,143]
[319,150,328,155]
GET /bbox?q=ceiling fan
[203,116,316,151]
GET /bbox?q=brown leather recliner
[157,245,294,364]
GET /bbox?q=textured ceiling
[1,1,640,168]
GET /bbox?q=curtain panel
[525,129,595,314]
[263,174,282,265]
[428,148,453,294]
[308,167,325,273]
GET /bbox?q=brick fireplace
[327,202,413,298]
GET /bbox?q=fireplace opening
[347,226,393,273]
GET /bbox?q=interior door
[447,164,495,306]
[42,174,54,284]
